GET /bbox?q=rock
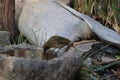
[0,46,82,80]
[0,43,43,59]
[19,0,92,47]
[18,0,120,50]
[15,0,74,26]
[67,41,99,56]
[0,40,100,80]
[0,31,11,46]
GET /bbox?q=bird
[43,35,71,52]
[18,0,120,55]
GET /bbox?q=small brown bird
[43,35,71,52]
[42,35,72,59]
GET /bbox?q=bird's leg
[68,41,77,49]
[56,41,77,54]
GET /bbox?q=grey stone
[0,43,43,59]
[19,0,120,50]
[15,0,74,26]
[0,31,11,46]
[0,46,82,80]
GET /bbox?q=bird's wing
[54,1,120,48]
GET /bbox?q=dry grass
[74,0,120,32]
